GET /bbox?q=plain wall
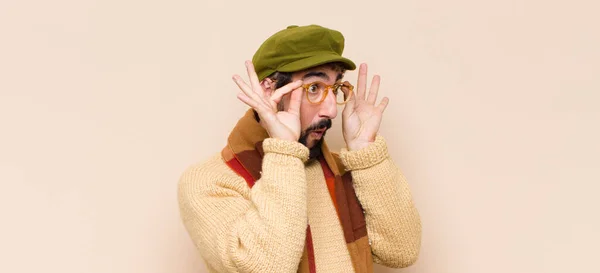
[1,0,598,272]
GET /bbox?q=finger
[245,61,262,95]
[342,84,356,115]
[238,92,273,120]
[234,73,274,112]
[244,61,275,108]
[377,97,390,113]
[232,74,257,100]
[287,87,303,115]
[271,80,303,104]
[237,92,260,109]
[366,75,380,104]
[342,98,355,117]
[357,63,368,101]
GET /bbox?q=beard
[298,118,332,160]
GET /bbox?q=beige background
[1,0,599,272]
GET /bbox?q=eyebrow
[302,71,344,81]
[302,71,329,81]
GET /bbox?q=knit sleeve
[339,135,422,268]
[178,138,309,272]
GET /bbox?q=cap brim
[277,54,357,74]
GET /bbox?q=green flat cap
[252,24,357,81]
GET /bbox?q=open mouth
[311,128,326,138]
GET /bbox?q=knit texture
[263,138,310,162]
[178,143,309,273]
[340,136,422,268]
[339,135,388,170]
[217,109,374,272]
[305,159,355,272]
[177,110,422,272]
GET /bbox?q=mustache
[305,119,332,133]
[298,118,331,156]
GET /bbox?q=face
[279,65,344,152]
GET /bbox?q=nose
[318,89,338,119]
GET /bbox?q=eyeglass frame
[273,80,355,105]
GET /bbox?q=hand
[342,63,389,151]
[233,61,304,142]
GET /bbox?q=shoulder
[178,152,251,204]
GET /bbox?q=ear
[260,78,276,97]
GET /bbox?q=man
[178,24,422,273]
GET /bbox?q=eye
[307,83,319,94]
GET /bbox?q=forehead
[295,64,344,82]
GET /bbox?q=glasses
[301,81,354,105]
[272,80,354,105]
